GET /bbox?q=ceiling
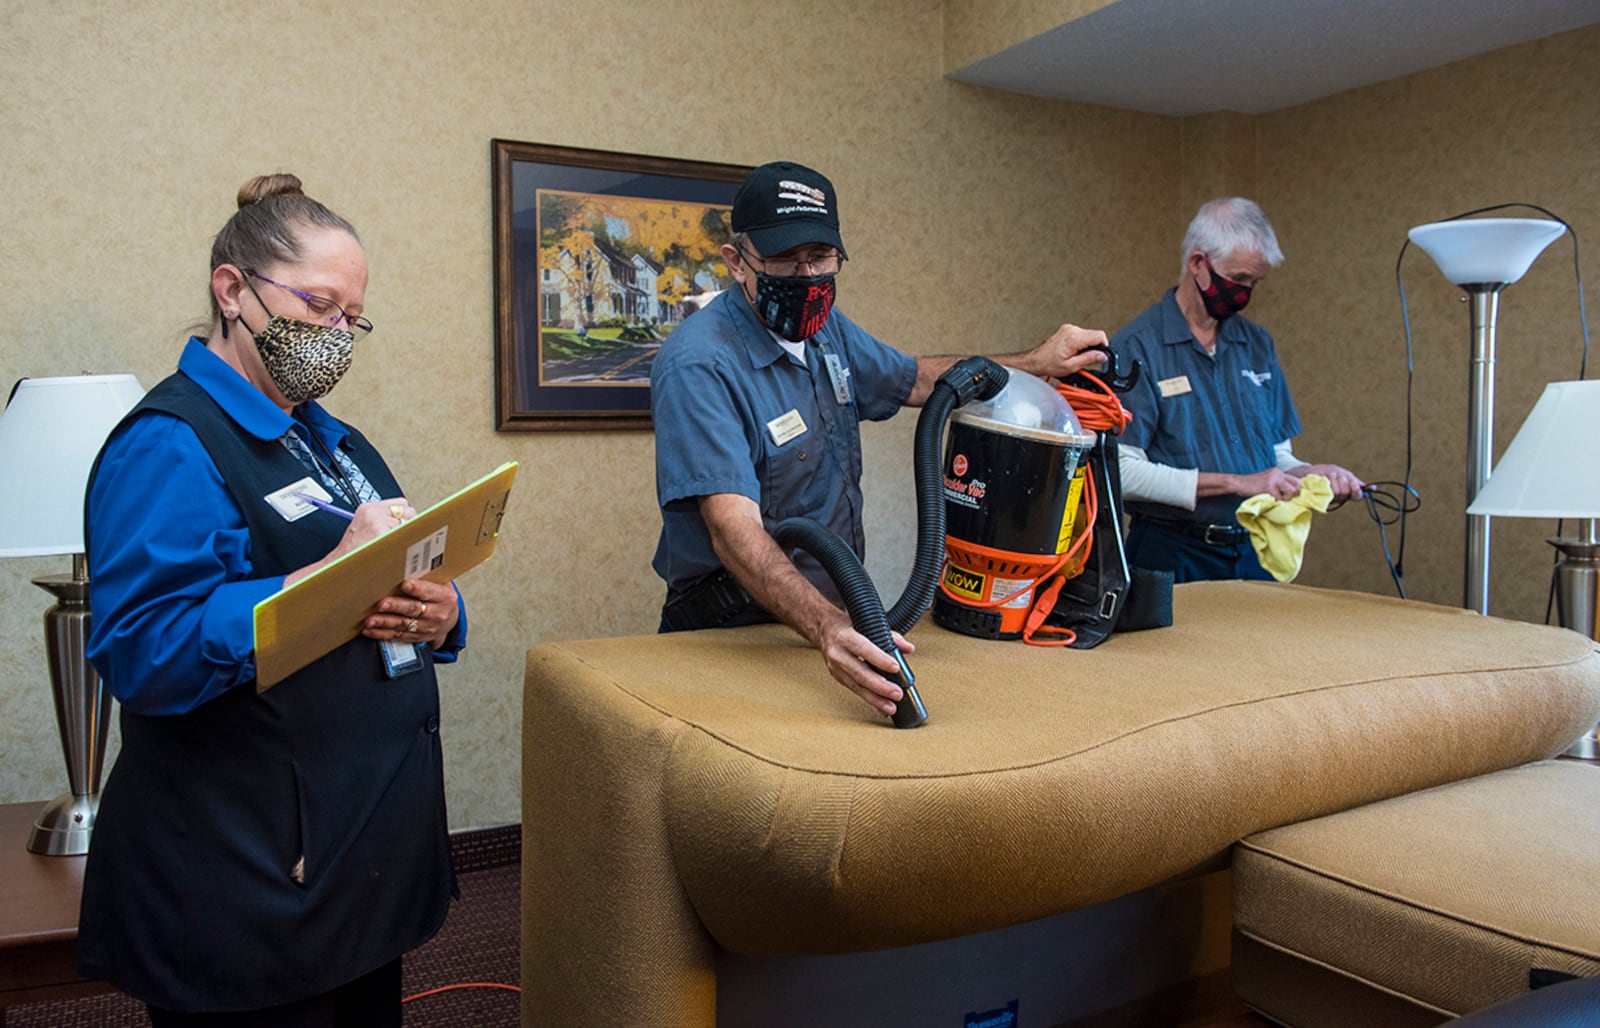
[947,0,1600,116]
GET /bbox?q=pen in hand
[295,491,355,521]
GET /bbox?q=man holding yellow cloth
[1236,474,1334,582]
[1111,198,1364,582]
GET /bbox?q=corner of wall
[1178,111,1262,216]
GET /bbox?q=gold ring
[418,603,427,618]
[406,618,419,634]
[390,504,406,520]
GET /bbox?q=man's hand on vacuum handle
[698,493,910,718]
[906,323,1109,406]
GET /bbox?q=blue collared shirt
[650,289,917,596]
[86,339,464,715]
[1112,289,1302,525]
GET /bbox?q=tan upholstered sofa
[520,581,1600,1026]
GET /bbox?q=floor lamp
[1407,218,1566,615]
[0,374,145,855]
[1467,380,1600,757]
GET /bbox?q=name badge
[264,476,330,522]
[767,409,808,446]
[823,353,853,406]
[1158,374,1192,398]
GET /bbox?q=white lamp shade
[1467,380,1600,518]
[1408,218,1565,287]
[0,374,146,557]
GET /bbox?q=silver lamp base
[1551,535,1600,759]
[28,791,99,856]
[27,568,111,856]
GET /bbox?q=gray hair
[1180,198,1284,269]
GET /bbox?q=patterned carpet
[6,828,521,1028]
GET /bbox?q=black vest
[77,372,455,1011]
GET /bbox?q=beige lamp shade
[0,374,146,557]
[1467,380,1600,519]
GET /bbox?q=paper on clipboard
[252,461,518,690]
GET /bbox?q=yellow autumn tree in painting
[538,189,730,335]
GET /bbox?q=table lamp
[0,374,145,855]
[1467,379,1600,758]
[1407,217,1566,615]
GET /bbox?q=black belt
[660,568,773,632]
[1138,515,1249,546]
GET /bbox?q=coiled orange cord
[1055,369,1132,435]
[1015,372,1130,646]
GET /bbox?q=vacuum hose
[773,356,1009,729]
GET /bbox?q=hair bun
[237,173,306,209]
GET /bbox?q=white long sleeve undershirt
[1117,439,1304,509]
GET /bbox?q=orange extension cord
[403,982,522,1004]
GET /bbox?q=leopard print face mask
[247,315,354,404]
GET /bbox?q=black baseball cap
[731,161,847,259]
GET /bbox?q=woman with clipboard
[78,173,464,1027]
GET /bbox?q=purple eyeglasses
[244,269,374,337]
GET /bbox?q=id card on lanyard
[823,352,853,406]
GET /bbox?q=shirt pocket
[761,434,826,521]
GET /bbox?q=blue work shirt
[651,288,917,598]
[86,338,465,716]
[1112,289,1302,526]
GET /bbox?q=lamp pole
[1463,286,1502,615]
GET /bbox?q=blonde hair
[206,173,359,321]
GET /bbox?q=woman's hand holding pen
[367,577,460,649]
[339,498,417,554]
[281,497,417,590]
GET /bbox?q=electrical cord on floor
[402,982,521,1003]
[1391,202,1590,604]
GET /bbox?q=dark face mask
[1195,256,1253,322]
[752,271,836,342]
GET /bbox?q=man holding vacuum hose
[1113,197,1365,583]
[651,160,1107,718]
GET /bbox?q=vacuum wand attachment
[773,517,928,728]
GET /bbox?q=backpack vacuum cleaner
[775,350,1151,728]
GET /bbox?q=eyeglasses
[737,245,844,278]
[244,269,374,337]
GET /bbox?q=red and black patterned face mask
[753,271,836,342]
[1196,256,1252,322]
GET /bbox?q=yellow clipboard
[252,461,518,690]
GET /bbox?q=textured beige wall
[1250,24,1599,620]
[0,1,1172,828]
[5,5,1590,832]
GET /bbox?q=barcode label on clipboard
[405,526,448,577]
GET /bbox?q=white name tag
[823,353,853,406]
[768,406,806,441]
[1158,374,1192,398]
[767,408,808,446]
[264,476,329,522]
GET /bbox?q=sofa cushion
[1233,761,1600,1025]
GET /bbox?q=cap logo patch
[776,179,828,216]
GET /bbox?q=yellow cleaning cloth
[1234,474,1333,582]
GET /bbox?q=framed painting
[492,139,750,430]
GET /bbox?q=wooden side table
[0,802,113,1012]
